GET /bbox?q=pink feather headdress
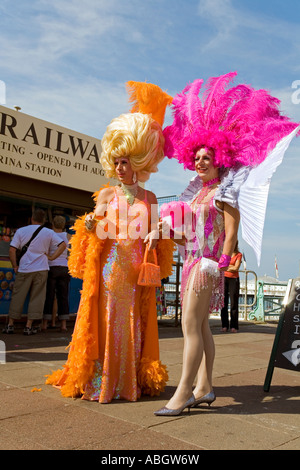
[163,72,300,170]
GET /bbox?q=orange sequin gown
[46,187,173,403]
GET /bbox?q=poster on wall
[0,268,15,314]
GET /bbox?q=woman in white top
[3,209,66,335]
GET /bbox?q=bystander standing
[2,209,66,335]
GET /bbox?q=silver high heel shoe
[154,395,195,416]
[192,390,216,408]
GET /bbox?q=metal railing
[163,259,182,326]
[162,266,260,325]
[160,263,288,325]
[248,280,288,322]
[239,270,258,320]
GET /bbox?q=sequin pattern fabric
[83,191,150,403]
[181,188,225,311]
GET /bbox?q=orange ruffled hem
[45,225,104,398]
[46,356,169,398]
[137,357,168,396]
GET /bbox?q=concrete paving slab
[0,318,299,451]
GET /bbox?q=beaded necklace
[120,182,139,205]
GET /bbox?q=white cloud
[196,0,300,75]
[5,77,128,138]
[0,0,150,82]
[197,0,239,50]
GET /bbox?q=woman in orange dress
[46,85,174,403]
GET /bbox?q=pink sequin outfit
[181,185,225,312]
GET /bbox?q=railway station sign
[0,105,108,192]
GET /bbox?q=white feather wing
[239,125,300,266]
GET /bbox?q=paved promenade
[0,318,299,451]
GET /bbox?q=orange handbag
[138,246,161,287]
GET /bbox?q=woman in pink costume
[154,72,300,416]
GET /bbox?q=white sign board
[0,105,109,192]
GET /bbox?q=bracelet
[218,254,231,269]
[85,215,96,231]
[85,221,94,231]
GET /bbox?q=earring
[133,172,137,183]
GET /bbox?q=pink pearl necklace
[194,177,220,205]
[203,177,220,187]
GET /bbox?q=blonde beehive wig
[100,112,165,182]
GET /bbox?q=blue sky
[1,0,300,281]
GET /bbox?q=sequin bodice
[181,186,225,311]
[186,187,225,262]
